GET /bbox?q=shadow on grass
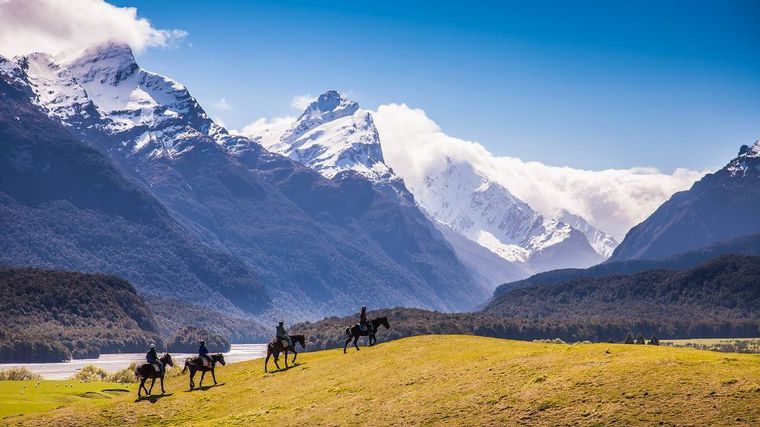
[135,393,173,403]
[186,383,226,392]
[265,362,302,374]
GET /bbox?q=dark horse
[181,353,226,389]
[344,316,390,353]
[134,353,174,397]
[264,334,306,372]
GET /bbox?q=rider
[146,343,163,374]
[359,305,372,333]
[198,339,212,368]
[276,321,292,348]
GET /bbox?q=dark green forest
[0,268,160,362]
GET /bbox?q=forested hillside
[485,255,760,338]
[0,268,160,362]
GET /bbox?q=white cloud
[234,116,295,151]
[0,0,187,57]
[212,97,233,111]
[372,103,708,240]
[290,95,315,111]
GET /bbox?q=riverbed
[0,344,267,380]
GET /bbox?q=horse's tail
[181,360,189,375]
[345,327,350,336]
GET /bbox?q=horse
[264,334,306,372]
[134,353,174,397]
[344,316,390,353]
[180,353,226,389]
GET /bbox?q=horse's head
[379,316,390,329]
[293,334,306,348]
[213,353,226,366]
[161,353,174,367]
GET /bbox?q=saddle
[357,323,373,333]
[151,363,161,372]
[200,357,211,368]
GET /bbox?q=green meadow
[3,335,760,426]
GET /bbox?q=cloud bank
[290,95,316,111]
[0,0,187,57]
[372,103,707,240]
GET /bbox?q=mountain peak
[738,140,760,158]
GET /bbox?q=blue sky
[114,0,759,171]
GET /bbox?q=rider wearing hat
[146,343,163,374]
[276,321,292,348]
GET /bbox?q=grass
[0,380,129,419]
[3,335,760,426]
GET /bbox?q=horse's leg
[284,351,289,368]
[161,375,165,394]
[148,377,155,395]
[264,353,270,373]
[211,368,217,385]
[344,336,351,354]
[138,378,145,397]
[273,353,281,370]
[200,370,205,387]
[189,369,195,389]
[354,335,360,351]
[292,349,298,364]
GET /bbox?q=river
[0,344,267,380]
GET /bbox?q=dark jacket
[360,307,367,323]
[199,343,209,357]
[146,348,158,363]
[276,324,288,338]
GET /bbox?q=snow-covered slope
[414,158,605,272]
[556,209,619,258]
[2,42,226,160]
[255,91,398,183]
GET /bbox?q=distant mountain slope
[492,232,760,297]
[1,44,487,318]
[609,142,760,261]
[0,268,159,362]
[0,73,270,338]
[484,255,760,338]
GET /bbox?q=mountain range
[2,41,756,338]
[0,43,490,327]
[247,91,620,285]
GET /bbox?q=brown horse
[264,334,305,372]
[134,353,174,397]
[344,317,390,353]
[181,353,225,389]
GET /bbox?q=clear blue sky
[114,0,760,171]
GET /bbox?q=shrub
[71,364,108,382]
[106,362,138,384]
[0,367,42,380]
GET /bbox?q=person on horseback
[276,321,292,348]
[198,340,212,368]
[359,305,372,333]
[146,343,163,374]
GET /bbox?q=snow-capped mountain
[256,90,398,183]
[1,43,226,160]
[556,209,619,258]
[1,43,488,320]
[413,158,606,272]
[252,89,617,277]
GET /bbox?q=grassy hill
[4,335,760,426]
